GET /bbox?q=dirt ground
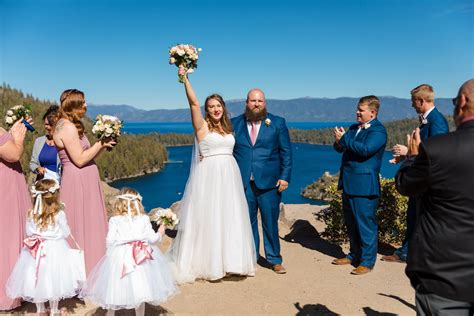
[4,204,415,316]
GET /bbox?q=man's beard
[245,107,267,122]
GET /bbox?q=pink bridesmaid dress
[0,133,31,310]
[59,136,107,274]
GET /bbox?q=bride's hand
[158,223,166,235]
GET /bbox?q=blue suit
[232,113,292,265]
[394,107,449,261]
[335,118,387,268]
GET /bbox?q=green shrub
[315,177,408,245]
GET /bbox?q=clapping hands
[333,126,345,142]
[389,144,408,164]
[407,128,421,157]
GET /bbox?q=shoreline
[105,166,162,183]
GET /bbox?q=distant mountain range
[87,97,454,122]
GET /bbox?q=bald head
[454,79,474,127]
[459,79,474,106]
[245,88,267,121]
[246,88,266,102]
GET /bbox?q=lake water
[122,121,351,135]
[112,122,399,211]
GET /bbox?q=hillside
[87,96,454,122]
[0,84,167,182]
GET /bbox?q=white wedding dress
[169,132,257,283]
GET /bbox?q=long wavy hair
[113,187,145,217]
[29,179,62,232]
[56,89,86,138]
[204,94,233,134]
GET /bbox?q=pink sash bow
[121,240,153,278]
[23,235,46,285]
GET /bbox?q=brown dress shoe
[351,266,372,275]
[381,253,405,263]
[331,257,352,265]
[272,264,287,274]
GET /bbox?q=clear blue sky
[1,0,473,109]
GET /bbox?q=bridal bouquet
[168,44,202,83]
[92,114,123,140]
[4,104,33,128]
[150,208,179,227]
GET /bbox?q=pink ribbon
[121,240,153,278]
[23,235,46,286]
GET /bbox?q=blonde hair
[359,95,380,113]
[113,187,145,217]
[29,179,62,232]
[411,84,434,103]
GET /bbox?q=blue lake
[122,121,351,135]
[112,122,399,211]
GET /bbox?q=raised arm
[0,121,26,162]
[53,119,114,168]
[395,144,430,197]
[183,77,208,141]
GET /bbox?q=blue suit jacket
[419,107,449,141]
[335,119,387,197]
[232,113,292,190]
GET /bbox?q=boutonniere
[421,118,428,125]
[362,122,371,129]
[264,118,271,126]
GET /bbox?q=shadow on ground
[378,293,416,311]
[86,303,169,315]
[282,219,345,259]
[294,302,340,316]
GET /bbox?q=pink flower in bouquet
[168,43,201,83]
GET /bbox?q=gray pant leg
[416,289,474,316]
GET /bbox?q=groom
[232,88,292,274]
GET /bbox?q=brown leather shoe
[381,254,405,263]
[331,257,352,265]
[351,266,372,275]
[272,264,287,274]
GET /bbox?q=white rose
[6,110,13,116]
[105,127,114,135]
[187,68,194,74]
[177,49,185,56]
[99,125,106,132]
[5,117,13,124]
[11,115,17,121]
[169,57,176,64]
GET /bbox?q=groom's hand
[276,179,289,192]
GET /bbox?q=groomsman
[332,96,387,275]
[232,89,292,274]
[396,79,474,314]
[382,84,449,263]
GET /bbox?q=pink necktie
[250,121,257,145]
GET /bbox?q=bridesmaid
[53,89,116,273]
[0,120,32,310]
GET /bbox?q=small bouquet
[92,115,123,139]
[92,115,123,151]
[168,44,202,83]
[4,104,35,131]
[150,208,179,228]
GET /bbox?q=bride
[168,75,257,283]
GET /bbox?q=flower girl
[6,179,84,315]
[81,188,178,316]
